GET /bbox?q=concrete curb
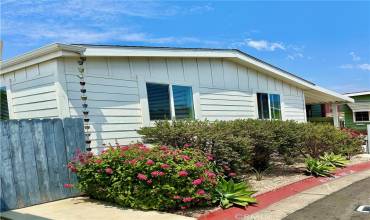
[198,161,370,220]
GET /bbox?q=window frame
[353,111,370,123]
[256,92,282,120]
[146,82,195,121]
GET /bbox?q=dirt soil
[175,154,370,218]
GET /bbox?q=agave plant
[320,152,348,168]
[305,158,335,177]
[214,178,257,208]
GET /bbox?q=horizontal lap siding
[200,88,255,121]
[62,57,306,148]
[64,58,143,148]
[5,60,59,119]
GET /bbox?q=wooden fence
[0,118,85,211]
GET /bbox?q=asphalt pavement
[284,177,370,220]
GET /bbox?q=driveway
[0,197,194,220]
[284,177,370,220]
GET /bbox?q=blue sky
[1,0,370,93]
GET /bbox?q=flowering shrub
[68,143,219,210]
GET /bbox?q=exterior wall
[2,56,307,149]
[61,57,306,149]
[343,94,370,131]
[1,60,60,119]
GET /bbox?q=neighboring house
[0,43,353,150]
[343,91,370,131]
[306,103,342,125]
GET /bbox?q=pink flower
[129,159,137,165]
[183,143,192,148]
[146,179,152,185]
[228,172,236,177]
[205,170,216,178]
[137,173,148,180]
[182,197,193,203]
[181,155,191,161]
[159,145,168,151]
[146,159,155,166]
[195,162,203,167]
[181,206,187,210]
[63,183,74,188]
[196,189,206,195]
[95,159,103,164]
[161,163,170,169]
[178,170,188,177]
[151,171,165,177]
[173,195,181,200]
[105,168,113,175]
[206,154,213,161]
[192,179,202,185]
[120,145,129,150]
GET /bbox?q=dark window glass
[0,87,9,120]
[146,83,171,120]
[269,94,281,120]
[172,85,194,119]
[257,93,269,119]
[355,112,369,122]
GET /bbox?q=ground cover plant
[305,158,335,177]
[214,178,256,208]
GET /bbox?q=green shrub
[139,120,252,176]
[320,152,348,168]
[138,119,363,173]
[214,178,256,208]
[68,144,219,211]
[305,158,335,177]
[299,123,363,159]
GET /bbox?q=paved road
[284,177,370,220]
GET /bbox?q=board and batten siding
[1,60,60,119]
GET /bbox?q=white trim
[55,58,71,118]
[344,91,370,97]
[5,79,15,119]
[1,43,353,103]
[352,111,370,123]
[168,84,175,120]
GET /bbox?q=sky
[1,0,370,93]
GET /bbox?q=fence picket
[0,118,84,211]
[0,121,17,210]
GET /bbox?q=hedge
[138,119,363,173]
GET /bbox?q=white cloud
[339,63,370,71]
[358,63,370,71]
[349,51,361,61]
[244,39,285,51]
[339,64,354,69]
[287,53,304,60]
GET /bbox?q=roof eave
[1,43,85,74]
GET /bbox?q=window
[354,111,369,122]
[0,87,9,120]
[269,94,281,120]
[257,93,281,120]
[146,83,194,120]
[172,85,194,119]
[146,83,171,120]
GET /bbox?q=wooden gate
[0,118,85,211]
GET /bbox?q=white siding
[3,60,59,119]
[3,56,307,149]
[63,57,142,147]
